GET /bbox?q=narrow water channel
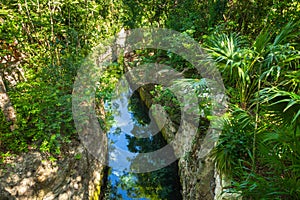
[102,82,182,200]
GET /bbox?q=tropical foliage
[1,0,300,199]
[207,22,300,199]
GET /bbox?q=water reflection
[103,86,182,200]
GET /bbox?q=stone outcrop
[0,140,106,200]
[0,73,17,131]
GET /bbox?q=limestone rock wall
[0,141,106,200]
[138,86,217,199]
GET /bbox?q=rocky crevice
[123,60,220,200]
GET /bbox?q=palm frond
[253,28,272,54]
[259,87,300,125]
[204,33,246,73]
[273,21,299,46]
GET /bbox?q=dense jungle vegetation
[1,0,299,199]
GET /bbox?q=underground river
[102,80,182,200]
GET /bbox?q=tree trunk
[0,73,17,131]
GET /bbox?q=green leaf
[283,99,298,112]
[292,110,300,123]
